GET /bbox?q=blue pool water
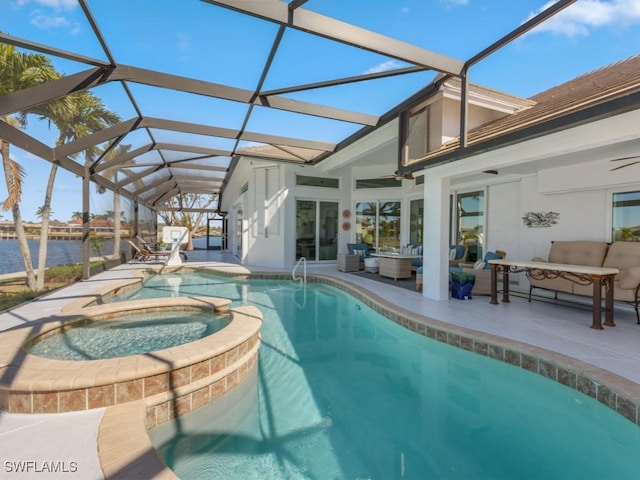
[26,311,230,360]
[120,272,640,479]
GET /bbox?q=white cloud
[364,60,403,74]
[18,1,82,34]
[527,0,640,37]
[442,0,469,6]
[30,10,70,29]
[17,0,77,11]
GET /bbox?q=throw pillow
[473,260,486,270]
[482,251,503,269]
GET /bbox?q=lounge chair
[127,240,169,263]
[132,238,188,262]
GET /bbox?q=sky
[1,0,640,223]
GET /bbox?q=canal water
[0,239,118,274]
[0,237,213,274]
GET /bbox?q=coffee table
[370,253,420,281]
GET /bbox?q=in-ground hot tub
[0,296,262,421]
[25,307,232,361]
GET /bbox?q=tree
[27,89,120,291]
[157,193,217,250]
[98,143,132,259]
[0,42,59,291]
[36,205,52,219]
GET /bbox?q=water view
[0,239,121,275]
[0,237,214,275]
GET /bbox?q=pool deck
[2,250,640,479]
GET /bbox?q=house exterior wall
[456,165,639,292]
[222,158,350,268]
[220,83,640,292]
[286,164,349,264]
[220,159,286,268]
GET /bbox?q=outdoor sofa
[528,240,640,323]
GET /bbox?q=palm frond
[2,158,26,210]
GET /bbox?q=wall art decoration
[522,211,560,228]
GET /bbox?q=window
[296,175,339,188]
[409,199,424,244]
[355,201,401,250]
[415,175,424,186]
[454,191,484,262]
[355,177,402,189]
[406,106,430,161]
[612,190,640,241]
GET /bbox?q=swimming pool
[122,272,640,479]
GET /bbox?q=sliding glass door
[296,200,338,261]
[454,191,485,262]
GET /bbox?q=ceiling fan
[377,172,415,180]
[609,155,640,171]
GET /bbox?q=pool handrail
[292,256,307,284]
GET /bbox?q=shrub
[44,264,84,284]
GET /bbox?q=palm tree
[35,205,52,219]
[27,90,120,290]
[99,143,132,259]
[71,211,82,222]
[0,42,59,291]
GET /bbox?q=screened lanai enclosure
[1,0,611,276]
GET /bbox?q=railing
[292,256,307,285]
[292,256,307,309]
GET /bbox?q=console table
[488,259,619,330]
[370,253,420,281]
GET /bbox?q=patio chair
[449,245,468,267]
[417,245,466,290]
[461,250,506,295]
[136,235,160,251]
[347,243,371,270]
[127,240,169,263]
[135,237,188,262]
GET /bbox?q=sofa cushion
[547,241,609,267]
[617,266,640,290]
[602,241,640,270]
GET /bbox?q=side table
[337,253,360,272]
